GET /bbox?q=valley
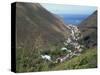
[15,2,97,72]
[41,24,84,63]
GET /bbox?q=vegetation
[15,2,97,72]
[16,47,97,72]
[51,48,97,70]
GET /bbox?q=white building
[41,55,51,61]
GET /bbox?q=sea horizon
[57,14,90,25]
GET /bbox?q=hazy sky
[41,3,97,15]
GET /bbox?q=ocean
[58,14,89,25]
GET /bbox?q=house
[56,54,70,63]
[41,55,52,61]
[61,47,67,51]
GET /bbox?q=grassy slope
[51,48,97,70]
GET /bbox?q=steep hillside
[15,2,97,72]
[15,2,70,72]
[78,11,97,48]
[16,2,69,51]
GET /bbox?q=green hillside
[51,48,97,70]
[15,2,97,72]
